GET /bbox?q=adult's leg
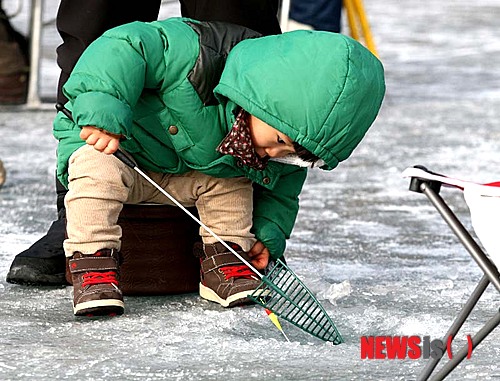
[56,0,162,104]
[6,1,161,286]
[289,0,342,33]
[180,0,281,35]
[7,0,281,286]
[56,0,280,105]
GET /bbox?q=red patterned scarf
[216,109,269,170]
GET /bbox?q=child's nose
[265,147,286,158]
[255,147,268,158]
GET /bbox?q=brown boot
[69,249,124,316]
[198,242,265,307]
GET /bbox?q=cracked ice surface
[1,0,499,380]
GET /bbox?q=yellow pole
[343,0,360,41]
[343,0,378,57]
[352,0,379,57]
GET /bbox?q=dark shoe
[6,218,67,285]
[198,242,264,307]
[69,249,124,316]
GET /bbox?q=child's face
[248,115,295,159]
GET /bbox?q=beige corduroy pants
[63,145,256,257]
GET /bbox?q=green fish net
[249,259,343,344]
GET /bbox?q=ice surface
[1,0,500,380]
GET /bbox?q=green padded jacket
[53,17,385,259]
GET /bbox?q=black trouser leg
[7,0,281,286]
[7,1,161,285]
[56,0,162,104]
[289,0,342,33]
[179,0,281,35]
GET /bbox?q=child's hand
[249,241,270,270]
[80,126,122,154]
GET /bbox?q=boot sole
[199,283,269,308]
[7,264,66,286]
[74,299,125,316]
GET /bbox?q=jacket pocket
[166,122,194,152]
[126,114,184,170]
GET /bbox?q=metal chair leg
[430,309,500,381]
[417,276,490,380]
[26,0,43,108]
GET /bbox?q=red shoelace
[82,271,119,287]
[220,265,257,280]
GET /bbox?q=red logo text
[360,335,473,360]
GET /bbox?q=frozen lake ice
[1,0,499,380]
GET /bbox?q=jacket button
[263,176,271,185]
[168,125,178,135]
[236,160,243,168]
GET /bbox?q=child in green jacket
[54,17,385,316]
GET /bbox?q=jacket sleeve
[62,21,171,137]
[252,165,308,259]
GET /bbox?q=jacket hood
[214,30,385,170]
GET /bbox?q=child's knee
[202,177,253,210]
[205,174,252,196]
[67,145,134,188]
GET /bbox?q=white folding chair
[403,166,500,381]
